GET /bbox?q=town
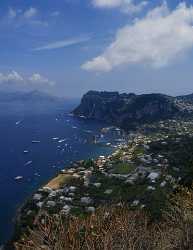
[16,117,193,236]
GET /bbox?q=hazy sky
[1,0,193,97]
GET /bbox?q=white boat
[52,137,59,140]
[32,140,40,143]
[14,176,23,180]
[23,150,29,154]
[24,161,32,166]
[58,139,66,143]
[84,130,92,133]
[16,120,22,125]
[34,173,40,177]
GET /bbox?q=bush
[15,186,193,250]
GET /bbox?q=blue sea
[0,107,115,245]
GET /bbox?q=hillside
[73,91,193,129]
[14,117,193,250]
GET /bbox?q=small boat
[84,130,92,133]
[32,140,40,143]
[14,176,23,180]
[24,161,32,166]
[16,120,22,125]
[23,150,29,154]
[58,139,66,143]
[52,137,59,140]
[34,173,40,177]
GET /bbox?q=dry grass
[15,186,193,250]
[45,174,73,190]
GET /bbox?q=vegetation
[113,163,135,174]
[15,185,193,250]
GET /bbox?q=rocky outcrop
[73,91,192,130]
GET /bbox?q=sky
[1,0,193,97]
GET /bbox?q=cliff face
[73,91,183,129]
[73,91,135,125]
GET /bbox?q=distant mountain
[0,90,78,115]
[73,91,193,130]
[0,90,62,102]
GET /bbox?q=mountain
[73,91,193,129]
[0,90,78,115]
[176,93,193,103]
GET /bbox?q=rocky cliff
[73,91,193,129]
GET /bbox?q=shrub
[15,186,193,250]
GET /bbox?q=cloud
[0,71,24,83]
[7,7,38,19]
[82,2,193,72]
[0,71,55,86]
[33,35,91,51]
[29,73,55,86]
[92,0,148,14]
[23,7,38,19]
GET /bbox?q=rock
[73,91,181,130]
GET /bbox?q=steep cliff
[73,91,187,129]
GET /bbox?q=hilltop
[73,91,193,130]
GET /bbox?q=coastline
[7,142,120,249]
[10,117,193,248]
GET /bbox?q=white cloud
[23,7,38,19]
[7,7,38,20]
[82,2,193,72]
[33,35,91,51]
[0,71,23,83]
[29,73,55,86]
[92,0,148,14]
[0,71,55,86]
